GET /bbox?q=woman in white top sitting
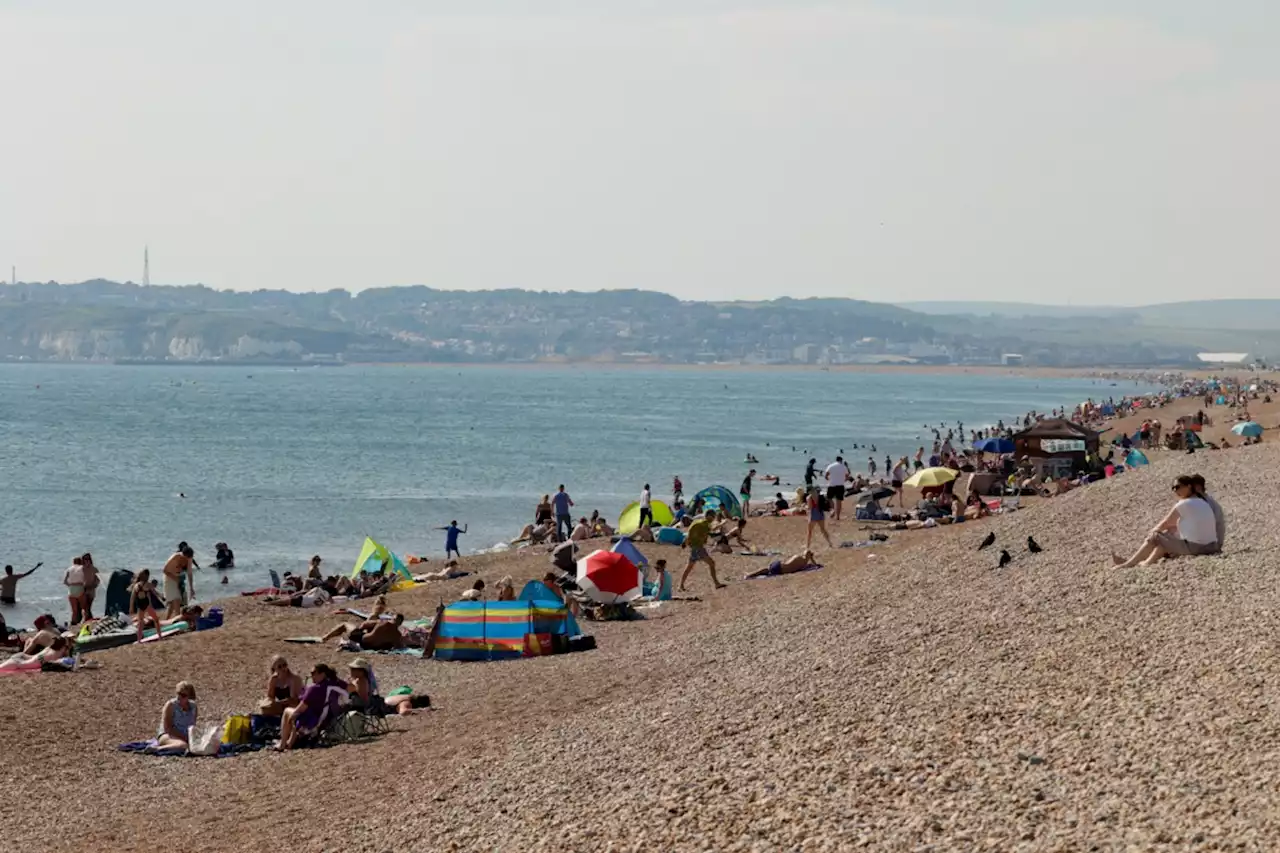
[1113,475,1221,567]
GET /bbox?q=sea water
[0,364,1147,624]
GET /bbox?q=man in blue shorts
[438,520,467,559]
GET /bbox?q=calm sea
[0,364,1146,624]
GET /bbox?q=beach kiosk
[1012,419,1100,479]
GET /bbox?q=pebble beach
[4,387,1280,851]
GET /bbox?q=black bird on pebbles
[977,532,996,551]
[1027,536,1043,554]
[998,549,1013,569]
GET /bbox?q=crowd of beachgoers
[1,370,1274,757]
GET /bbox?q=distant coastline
[0,358,1195,382]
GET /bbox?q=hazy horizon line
[4,277,1278,310]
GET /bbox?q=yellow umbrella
[903,466,958,488]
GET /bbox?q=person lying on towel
[743,550,818,579]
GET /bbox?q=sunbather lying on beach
[320,612,406,650]
[743,550,818,579]
[265,586,333,608]
[414,560,468,581]
[0,635,72,671]
[258,655,305,717]
[511,521,554,546]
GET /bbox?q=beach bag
[187,723,224,756]
[197,607,224,631]
[222,714,251,745]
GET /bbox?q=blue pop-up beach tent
[691,485,742,518]
[610,537,648,567]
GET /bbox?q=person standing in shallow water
[0,562,41,606]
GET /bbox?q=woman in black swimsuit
[258,655,304,717]
[535,495,553,526]
[128,569,163,642]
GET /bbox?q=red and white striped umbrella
[576,549,642,603]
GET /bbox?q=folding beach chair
[322,710,390,744]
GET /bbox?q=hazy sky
[2,1,1276,304]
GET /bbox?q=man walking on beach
[679,514,724,592]
[824,456,850,521]
[739,469,755,516]
[553,485,575,542]
[639,484,654,529]
[438,520,467,560]
[804,457,818,489]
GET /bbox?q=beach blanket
[117,740,267,758]
[738,549,782,557]
[839,540,876,549]
[283,636,323,645]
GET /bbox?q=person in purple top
[552,485,575,542]
[277,663,347,750]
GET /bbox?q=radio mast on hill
[143,246,150,286]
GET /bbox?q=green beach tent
[617,500,674,534]
[350,536,412,581]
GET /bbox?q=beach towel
[336,642,422,656]
[738,549,782,557]
[117,740,266,757]
[283,636,323,645]
[838,541,876,549]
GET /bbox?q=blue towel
[117,740,267,757]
